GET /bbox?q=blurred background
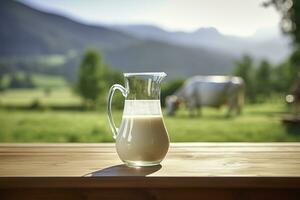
[0,0,299,142]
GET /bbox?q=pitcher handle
[107,84,128,139]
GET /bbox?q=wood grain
[0,143,300,199]
[1,143,300,177]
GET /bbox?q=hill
[0,0,139,56]
[0,0,236,80]
[112,25,291,63]
[104,40,234,77]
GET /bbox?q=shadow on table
[84,164,162,177]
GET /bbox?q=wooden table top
[1,143,300,189]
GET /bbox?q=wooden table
[0,143,300,200]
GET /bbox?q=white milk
[116,100,169,166]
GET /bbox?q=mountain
[0,0,237,80]
[111,24,170,39]
[0,0,139,56]
[111,25,292,63]
[104,40,234,78]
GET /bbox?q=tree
[272,61,293,92]
[265,0,300,81]
[77,49,105,108]
[101,66,124,110]
[234,55,256,102]
[255,60,272,98]
[9,74,23,88]
[264,0,299,46]
[161,78,185,107]
[101,65,123,88]
[24,73,35,88]
[0,74,4,91]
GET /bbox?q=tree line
[0,70,35,91]
[0,47,298,107]
[76,48,300,109]
[233,55,298,103]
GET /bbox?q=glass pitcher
[107,72,169,167]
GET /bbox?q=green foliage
[265,0,300,47]
[288,49,300,78]
[266,0,300,85]
[161,78,185,106]
[0,72,66,90]
[101,66,124,110]
[255,60,272,99]
[76,49,106,108]
[76,49,123,109]
[8,72,35,89]
[271,60,293,92]
[233,55,256,102]
[102,65,123,90]
[0,75,4,91]
[233,55,298,102]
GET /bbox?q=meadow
[0,87,300,143]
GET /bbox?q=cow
[166,76,244,117]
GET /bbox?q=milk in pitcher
[116,100,169,167]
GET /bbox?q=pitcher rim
[124,72,167,77]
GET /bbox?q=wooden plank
[1,177,300,189]
[0,143,300,189]
[1,143,300,177]
[1,143,300,153]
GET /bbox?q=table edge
[1,177,300,189]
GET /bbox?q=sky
[21,0,281,37]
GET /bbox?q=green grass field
[0,87,81,107]
[0,88,300,142]
[0,88,299,143]
[32,73,68,89]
